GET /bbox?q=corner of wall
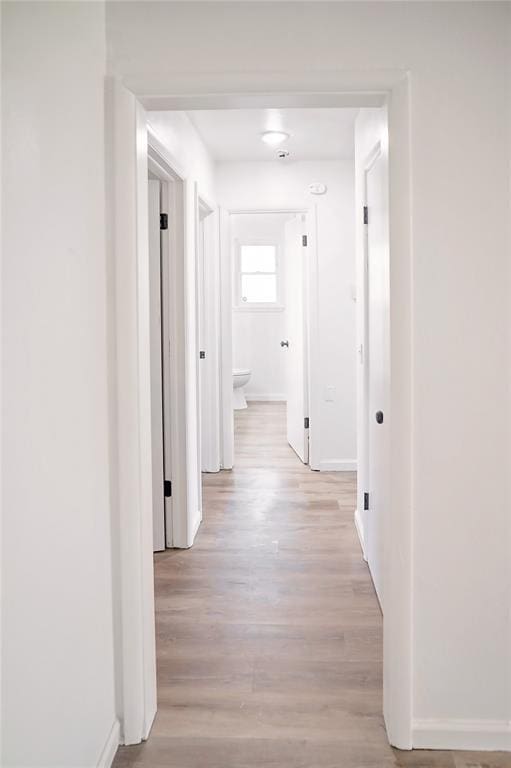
[96,720,121,768]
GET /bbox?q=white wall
[2,2,118,766]
[231,213,291,401]
[147,111,216,204]
[218,161,357,471]
[106,0,511,747]
[3,3,508,762]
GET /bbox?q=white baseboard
[412,719,511,751]
[316,459,357,472]
[187,511,202,548]
[354,508,367,560]
[246,394,286,402]
[97,720,120,768]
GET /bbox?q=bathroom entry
[231,211,310,463]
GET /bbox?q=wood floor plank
[113,402,510,768]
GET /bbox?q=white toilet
[232,368,251,410]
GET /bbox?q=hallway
[113,404,508,768]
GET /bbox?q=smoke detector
[309,182,327,195]
[277,149,290,160]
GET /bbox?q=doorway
[363,141,390,607]
[111,78,412,752]
[283,213,309,464]
[229,210,311,467]
[146,137,189,551]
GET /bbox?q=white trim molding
[246,394,286,402]
[317,459,357,472]
[187,510,202,549]
[233,305,285,313]
[109,80,157,746]
[412,719,511,752]
[147,129,198,548]
[354,508,367,561]
[96,720,120,768]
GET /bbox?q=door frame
[109,71,413,750]
[108,93,198,744]
[146,131,189,550]
[223,207,318,469]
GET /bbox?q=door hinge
[364,492,369,511]
[164,480,172,498]
[160,213,168,230]
[302,234,308,247]
[363,206,368,225]
[304,417,310,429]
[199,350,206,359]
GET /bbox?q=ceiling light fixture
[261,131,290,146]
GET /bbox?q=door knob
[280,340,289,348]
[375,411,384,424]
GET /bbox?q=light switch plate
[325,386,335,402]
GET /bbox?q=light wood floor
[114,402,510,768]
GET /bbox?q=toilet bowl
[233,368,251,410]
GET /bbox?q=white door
[148,179,166,551]
[198,217,207,473]
[366,149,390,607]
[196,214,205,514]
[283,215,309,463]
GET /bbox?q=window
[235,242,282,309]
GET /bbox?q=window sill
[233,304,285,313]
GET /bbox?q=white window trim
[233,238,285,312]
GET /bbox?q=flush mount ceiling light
[261,131,290,146]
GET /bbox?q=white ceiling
[185,108,358,162]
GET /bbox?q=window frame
[233,238,284,312]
